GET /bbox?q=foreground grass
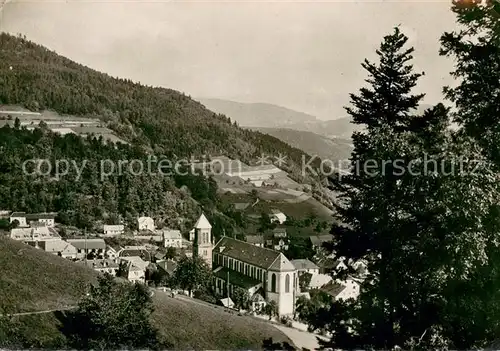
[152,293,293,350]
[0,237,293,349]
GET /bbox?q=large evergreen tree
[322,25,500,350]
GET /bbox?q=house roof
[162,230,182,240]
[81,259,119,269]
[317,257,344,269]
[291,259,319,271]
[10,212,26,217]
[138,216,154,224]
[194,213,212,229]
[120,256,149,271]
[26,213,56,220]
[309,274,333,289]
[321,281,347,298]
[40,240,77,254]
[245,235,264,245]
[67,238,106,250]
[213,266,262,290]
[120,248,151,261]
[214,237,282,270]
[309,234,334,247]
[157,260,178,275]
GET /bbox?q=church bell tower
[193,213,213,269]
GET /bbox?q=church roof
[194,213,212,229]
[268,253,296,272]
[214,237,288,270]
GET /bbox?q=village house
[317,257,348,275]
[245,235,265,248]
[103,224,124,236]
[156,259,178,278]
[120,256,149,284]
[273,238,289,252]
[320,278,361,301]
[9,212,28,228]
[119,246,152,261]
[308,273,333,290]
[162,230,183,248]
[137,216,155,231]
[105,245,121,259]
[9,212,56,228]
[80,259,120,276]
[272,227,287,238]
[291,259,320,276]
[212,236,298,316]
[270,210,287,225]
[309,234,334,251]
[67,238,106,259]
[10,226,61,242]
[39,240,78,259]
[27,213,56,227]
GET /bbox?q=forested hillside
[0,33,321,180]
[0,125,244,238]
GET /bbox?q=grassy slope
[0,237,292,349]
[0,237,98,313]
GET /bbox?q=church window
[245,265,249,275]
[239,262,243,272]
[285,274,290,293]
[271,273,276,293]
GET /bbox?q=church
[191,213,298,316]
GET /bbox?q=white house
[39,240,78,259]
[212,236,298,316]
[67,238,107,259]
[138,216,155,231]
[163,230,183,248]
[308,273,333,289]
[105,245,121,259]
[273,239,289,251]
[10,213,56,228]
[291,259,320,276]
[9,212,28,228]
[81,259,120,276]
[120,256,148,284]
[245,235,265,248]
[10,226,61,242]
[27,213,55,227]
[270,210,287,225]
[321,278,361,301]
[103,225,124,236]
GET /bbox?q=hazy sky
[1,0,458,120]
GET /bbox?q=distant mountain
[200,98,437,140]
[198,98,361,139]
[252,127,353,164]
[198,98,318,128]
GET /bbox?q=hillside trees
[173,256,212,297]
[64,274,160,350]
[322,26,500,350]
[0,32,324,183]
